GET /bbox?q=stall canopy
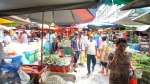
[0,0,100,16]
[132,11,150,25]
[17,8,95,25]
[136,25,150,31]
[103,0,133,5]
[121,0,150,10]
[3,16,31,24]
[0,18,13,24]
[88,22,116,28]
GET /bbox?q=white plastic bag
[18,68,30,84]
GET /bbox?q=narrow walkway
[68,62,109,84]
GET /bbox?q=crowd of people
[1,29,139,84]
[70,30,135,84]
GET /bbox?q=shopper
[108,38,133,84]
[45,32,54,54]
[98,36,108,76]
[3,30,11,46]
[125,35,132,43]
[21,31,28,44]
[85,34,97,75]
[71,31,81,72]
[52,38,58,53]
[79,31,88,65]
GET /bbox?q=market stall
[44,38,73,73]
[127,47,150,83]
[4,42,40,64]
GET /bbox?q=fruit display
[44,55,71,66]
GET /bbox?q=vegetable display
[44,56,71,66]
[127,47,150,83]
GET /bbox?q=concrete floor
[67,62,109,84]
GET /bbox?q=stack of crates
[23,50,39,64]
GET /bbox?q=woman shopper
[85,34,97,76]
[108,38,133,84]
[98,36,108,76]
[21,31,28,44]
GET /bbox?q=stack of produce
[44,56,71,66]
[128,47,150,83]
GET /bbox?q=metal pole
[49,25,51,55]
[41,12,44,65]
[148,27,150,54]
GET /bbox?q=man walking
[85,34,97,75]
[71,31,81,72]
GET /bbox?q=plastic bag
[130,78,137,84]
[0,62,20,72]
[11,56,22,65]
[18,68,30,84]
[82,56,87,62]
[10,29,14,36]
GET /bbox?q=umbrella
[0,18,20,24]
[17,8,96,25]
[0,0,100,16]
[0,18,13,24]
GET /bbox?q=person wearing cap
[85,34,97,76]
[71,31,81,72]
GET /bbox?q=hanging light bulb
[50,23,55,27]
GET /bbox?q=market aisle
[68,62,109,84]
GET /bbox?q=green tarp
[104,0,133,5]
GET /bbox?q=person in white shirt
[85,34,97,75]
[3,31,11,45]
[79,31,88,65]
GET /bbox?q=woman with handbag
[108,38,133,84]
[98,36,109,76]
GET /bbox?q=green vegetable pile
[132,54,150,72]
[44,56,71,66]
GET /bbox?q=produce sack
[11,56,22,65]
[0,62,20,72]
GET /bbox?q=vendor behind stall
[3,30,11,46]
[52,38,58,53]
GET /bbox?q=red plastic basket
[21,65,47,84]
